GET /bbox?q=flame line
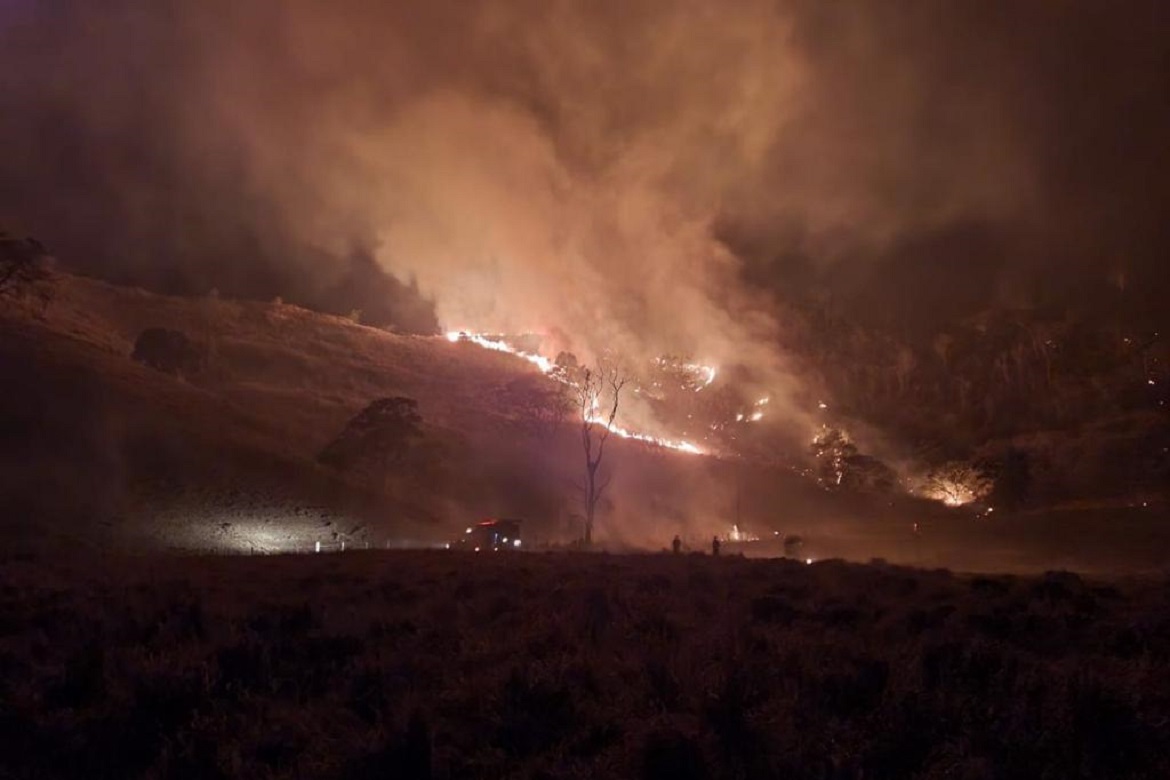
[446,330,705,455]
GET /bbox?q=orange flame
[446,330,705,455]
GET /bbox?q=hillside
[0,272,825,554]
[781,298,1170,506]
[2,271,1169,573]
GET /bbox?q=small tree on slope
[576,365,626,545]
[319,397,424,486]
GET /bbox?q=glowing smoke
[3,0,1168,446]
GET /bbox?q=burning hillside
[443,329,988,510]
[443,330,788,457]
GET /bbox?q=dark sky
[1,0,1168,346]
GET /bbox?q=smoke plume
[2,0,1168,405]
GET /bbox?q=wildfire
[923,482,980,507]
[446,330,706,455]
[445,331,556,373]
[584,412,704,454]
[687,363,717,390]
[728,524,758,542]
[916,462,993,507]
[652,357,718,392]
[737,396,769,423]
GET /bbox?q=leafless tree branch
[574,363,627,544]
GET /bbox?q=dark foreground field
[3,552,1170,779]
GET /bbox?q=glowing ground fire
[444,330,555,373]
[446,330,706,455]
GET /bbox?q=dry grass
[0,274,585,546]
[2,550,1169,779]
[3,273,1168,572]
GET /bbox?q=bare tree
[576,365,626,545]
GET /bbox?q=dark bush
[0,231,53,300]
[496,670,578,758]
[642,729,708,780]
[131,327,203,376]
[750,595,798,625]
[318,396,423,478]
[5,552,1170,779]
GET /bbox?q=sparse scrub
[2,552,1170,779]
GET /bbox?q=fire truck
[453,518,523,552]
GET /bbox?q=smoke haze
[2,0,1168,392]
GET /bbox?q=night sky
[2,0,1168,347]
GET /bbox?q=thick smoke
[2,1,1168,383]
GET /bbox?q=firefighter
[711,535,721,556]
[672,534,682,555]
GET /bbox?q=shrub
[318,397,423,480]
[0,231,54,309]
[642,729,708,780]
[131,327,203,377]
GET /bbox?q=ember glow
[445,331,556,374]
[920,481,982,508]
[915,462,994,508]
[687,364,718,391]
[728,524,758,542]
[652,357,719,392]
[447,330,706,455]
[925,484,979,508]
[583,412,705,455]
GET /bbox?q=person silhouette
[672,534,682,555]
[711,535,721,556]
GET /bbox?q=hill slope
[2,272,820,553]
[3,272,1169,574]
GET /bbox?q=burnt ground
[3,550,1170,779]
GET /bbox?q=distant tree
[810,426,857,488]
[840,453,899,492]
[809,426,898,492]
[576,365,626,545]
[0,231,54,309]
[979,446,1031,510]
[921,460,994,506]
[555,351,579,372]
[318,397,423,484]
[131,327,203,377]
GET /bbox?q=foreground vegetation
[3,551,1169,779]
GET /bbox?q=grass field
[3,549,1169,779]
[4,273,1170,778]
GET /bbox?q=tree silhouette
[810,426,857,488]
[132,327,203,377]
[576,365,626,545]
[318,397,423,484]
[0,232,53,310]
